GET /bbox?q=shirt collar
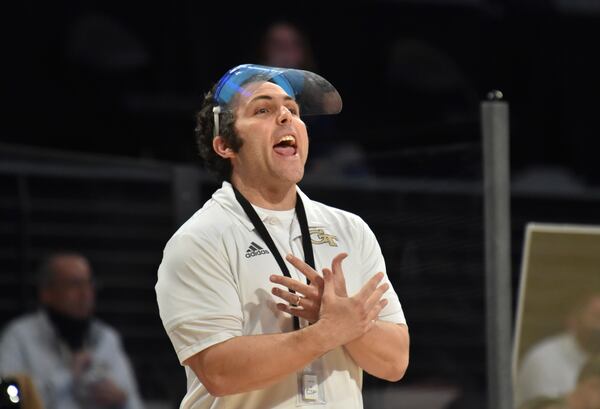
[212,181,327,235]
[37,309,101,350]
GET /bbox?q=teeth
[279,135,296,145]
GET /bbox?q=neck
[43,305,91,351]
[231,175,297,210]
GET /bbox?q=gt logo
[309,228,338,247]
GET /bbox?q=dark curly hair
[195,84,243,181]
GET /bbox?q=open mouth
[273,135,297,156]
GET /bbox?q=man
[518,355,600,409]
[0,252,144,409]
[516,292,600,406]
[155,64,409,409]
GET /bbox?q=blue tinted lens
[212,64,342,116]
[214,65,298,107]
[270,76,295,99]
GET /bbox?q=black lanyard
[233,187,315,330]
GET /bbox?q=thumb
[331,253,348,276]
[322,268,335,297]
[331,253,348,294]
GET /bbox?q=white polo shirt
[515,333,589,406]
[156,182,406,409]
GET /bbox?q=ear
[213,136,236,159]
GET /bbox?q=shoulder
[306,197,368,231]
[1,312,42,339]
[308,198,378,246]
[90,319,122,345]
[521,333,571,367]
[158,194,243,284]
[179,198,236,237]
[164,198,239,254]
[303,196,379,253]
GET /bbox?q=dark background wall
[2,1,600,408]
[4,0,600,184]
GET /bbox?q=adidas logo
[245,242,270,258]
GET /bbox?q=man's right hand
[315,268,389,349]
[91,378,128,407]
[71,350,92,379]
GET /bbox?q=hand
[270,253,349,323]
[270,254,324,323]
[71,350,92,379]
[323,252,349,297]
[567,378,600,409]
[90,378,127,407]
[317,267,389,348]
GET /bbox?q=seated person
[516,292,600,405]
[0,252,144,409]
[518,354,600,409]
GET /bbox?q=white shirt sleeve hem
[176,332,239,365]
[378,310,407,326]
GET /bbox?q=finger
[276,302,314,313]
[331,253,348,284]
[356,272,385,301]
[323,267,346,298]
[270,275,313,296]
[276,303,314,321]
[272,287,303,305]
[365,282,390,311]
[322,268,335,298]
[286,254,321,283]
[366,298,389,322]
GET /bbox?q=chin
[275,166,304,184]
[287,169,305,184]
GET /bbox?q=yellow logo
[309,228,338,247]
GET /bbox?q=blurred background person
[257,20,317,72]
[257,20,369,179]
[0,252,144,409]
[516,292,600,406]
[518,354,600,409]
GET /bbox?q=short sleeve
[358,219,407,325]
[155,231,243,364]
[0,325,26,376]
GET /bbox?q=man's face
[573,295,600,354]
[40,255,95,319]
[265,24,305,68]
[229,81,308,187]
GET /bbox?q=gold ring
[297,295,302,307]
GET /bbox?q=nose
[277,106,292,125]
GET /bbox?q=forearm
[344,322,409,381]
[185,323,331,396]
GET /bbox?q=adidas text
[245,249,270,258]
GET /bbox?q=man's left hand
[270,253,349,323]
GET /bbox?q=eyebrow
[249,95,296,104]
